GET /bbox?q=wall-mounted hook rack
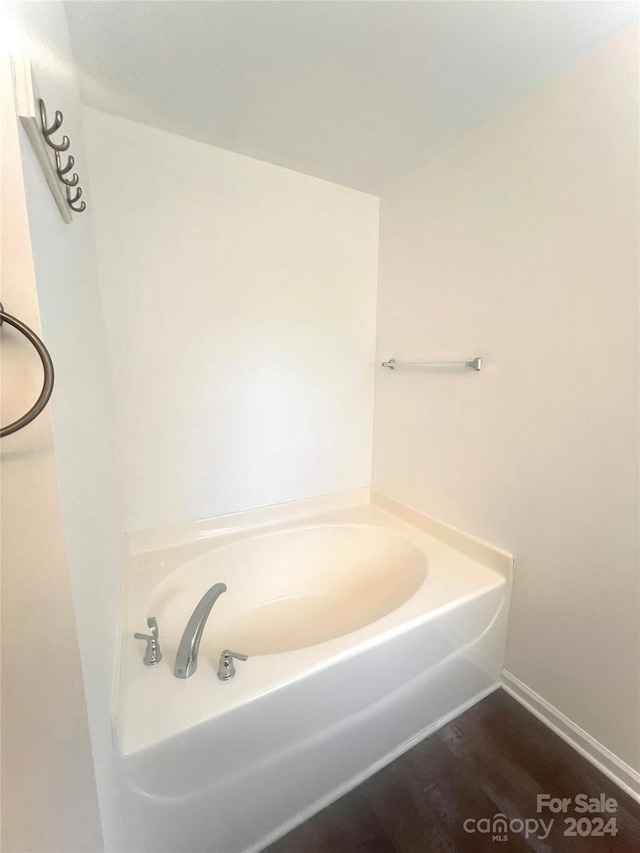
[13,56,87,223]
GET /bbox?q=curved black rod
[0,304,55,438]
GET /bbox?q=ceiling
[64,1,638,194]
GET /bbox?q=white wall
[4,2,126,849]
[0,15,103,853]
[373,28,639,770]
[83,109,379,532]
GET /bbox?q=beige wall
[373,28,639,769]
[0,26,103,853]
[83,109,379,532]
[3,1,126,848]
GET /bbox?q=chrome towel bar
[381,357,482,371]
[0,303,55,437]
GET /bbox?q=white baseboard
[501,670,640,804]
[249,682,501,853]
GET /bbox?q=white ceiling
[65,1,638,194]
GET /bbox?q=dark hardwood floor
[265,688,640,852]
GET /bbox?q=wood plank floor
[265,688,640,852]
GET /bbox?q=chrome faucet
[174,582,227,678]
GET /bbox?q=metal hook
[57,152,81,193]
[39,99,70,151]
[67,186,82,205]
[46,133,70,152]
[39,99,62,134]
[67,191,86,213]
[55,151,76,176]
[55,152,78,186]
[59,170,79,187]
[67,186,86,211]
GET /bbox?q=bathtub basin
[149,524,427,657]
[116,489,512,853]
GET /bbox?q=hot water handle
[134,617,163,666]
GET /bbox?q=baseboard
[501,670,640,804]
[249,682,501,853]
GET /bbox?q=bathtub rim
[125,486,513,581]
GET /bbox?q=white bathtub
[116,489,512,853]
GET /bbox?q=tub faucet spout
[174,582,227,678]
